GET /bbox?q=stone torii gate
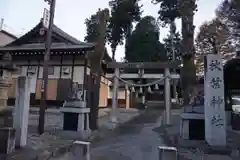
[107,61,181,125]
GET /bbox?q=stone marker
[13,76,31,147]
[204,54,226,146]
[70,141,90,160]
[158,146,178,160]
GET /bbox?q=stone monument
[204,54,226,146]
[0,52,17,155]
[59,83,90,137]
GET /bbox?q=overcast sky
[0,0,222,61]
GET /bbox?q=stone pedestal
[0,53,17,155]
[0,106,15,155]
[13,77,31,147]
[180,112,205,140]
[0,108,16,155]
[60,101,90,138]
[0,127,15,154]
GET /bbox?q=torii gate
[107,61,181,125]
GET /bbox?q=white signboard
[204,54,226,146]
[43,8,50,29]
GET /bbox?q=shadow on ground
[91,108,164,147]
[114,108,162,135]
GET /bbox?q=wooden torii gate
[107,61,181,125]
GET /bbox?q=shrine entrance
[224,58,240,130]
[106,61,181,125]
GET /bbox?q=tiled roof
[0,42,94,51]
[7,20,94,46]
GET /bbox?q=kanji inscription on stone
[211,114,224,127]
[211,96,223,108]
[208,60,222,72]
[210,77,222,89]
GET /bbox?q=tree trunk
[181,0,197,105]
[112,50,116,60]
[87,9,109,129]
[89,72,101,130]
[182,56,196,105]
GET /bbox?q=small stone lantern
[0,52,17,155]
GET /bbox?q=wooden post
[111,68,119,123]
[165,68,171,124]
[39,0,56,134]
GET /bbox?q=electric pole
[38,0,56,134]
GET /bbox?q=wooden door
[35,79,58,100]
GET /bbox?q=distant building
[0,19,18,46]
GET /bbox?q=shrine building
[0,19,118,108]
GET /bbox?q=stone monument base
[59,107,91,139]
[180,112,205,140]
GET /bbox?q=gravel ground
[51,108,167,160]
[7,108,141,160]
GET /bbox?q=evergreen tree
[153,0,197,104]
[163,27,182,61]
[217,0,240,52]
[125,16,166,62]
[107,0,142,60]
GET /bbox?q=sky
[0,0,223,61]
